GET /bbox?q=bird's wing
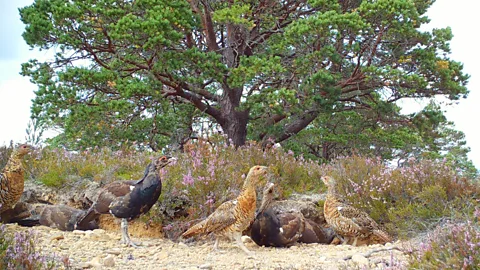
[336,203,378,232]
[277,212,305,243]
[199,200,238,233]
[182,200,237,238]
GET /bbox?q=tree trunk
[220,109,249,147]
[217,84,249,147]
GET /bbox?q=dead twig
[343,246,402,261]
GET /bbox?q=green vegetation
[11,0,479,267]
[19,0,469,159]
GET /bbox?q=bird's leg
[340,236,349,245]
[352,237,358,247]
[233,233,254,258]
[213,237,219,251]
[120,218,139,247]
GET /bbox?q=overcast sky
[1,0,479,168]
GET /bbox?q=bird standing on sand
[181,165,268,256]
[322,175,392,246]
[1,144,33,215]
[75,156,176,247]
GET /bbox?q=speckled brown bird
[322,175,392,246]
[75,156,175,246]
[0,144,33,215]
[181,165,268,256]
[40,205,98,231]
[250,182,305,247]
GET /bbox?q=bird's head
[154,156,177,169]
[257,182,275,215]
[244,165,269,186]
[13,144,34,158]
[248,165,268,178]
[321,175,336,188]
[262,182,275,198]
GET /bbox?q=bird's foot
[120,239,141,248]
[212,248,227,254]
[246,252,256,259]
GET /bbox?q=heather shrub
[319,155,479,238]
[0,225,65,269]
[20,139,478,242]
[408,213,480,270]
[158,138,324,237]
[28,146,156,187]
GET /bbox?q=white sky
[1,0,479,168]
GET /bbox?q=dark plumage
[40,205,98,231]
[250,182,305,247]
[299,218,335,244]
[0,201,32,224]
[1,144,33,215]
[76,156,175,246]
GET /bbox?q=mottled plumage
[40,205,98,231]
[76,156,175,246]
[250,182,305,247]
[0,144,33,214]
[322,176,392,246]
[181,165,268,255]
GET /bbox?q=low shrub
[408,213,480,269]
[0,225,67,269]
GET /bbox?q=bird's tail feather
[15,218,41,227]
[373,229,392,243]
[181,220,208,238]
[75,205,100,230]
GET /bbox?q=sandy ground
[5,221,410,270]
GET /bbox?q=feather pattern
[0,144,32,213]
[181,165,268,255]
[322,176,392,246]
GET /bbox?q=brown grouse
[322,176,392,246]
[0,144,33,215]
[181,165,268,256]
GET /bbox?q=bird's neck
[257,195,273,214]
[238,177,257,207]
[326,184,342,201]
[3,155,24,173]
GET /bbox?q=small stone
[103,255,115,267]
[319,256,327,262]
[51,233,64,241]
[199,263,212,269]
[289,245,298,250]
[351,254,369,266]
[106,248,122,256]
[72,230,87,235]
[92,229,106,234]
[178,242,188,248]
[385,242,393,247]
[153,252,169,260]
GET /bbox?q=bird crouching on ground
[40,205,98,231]
[0,144,33,216]
[75,156,176,247]
[322,176,392,246]
[181,165,269,256]
[250,182,305,247]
